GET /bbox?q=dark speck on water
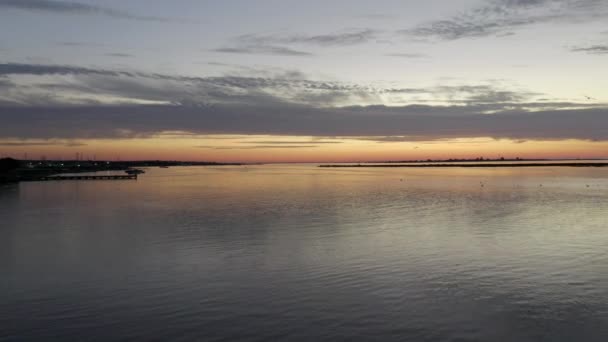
[1,164,608,341]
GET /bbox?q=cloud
[2,62,607,143]
[0,62,303,87]
[64,141,87,147]
[1,102,608,142]
[385,53,429,58]
[57,41,98,47]
[354,136,498,144]
[432,85,541,104]
[356,14,396,20]
[197,145,321,150]
[381,84,542,106]
[570,44,608,54]
[0,140,86,147]
[0,62,591,114]
[500,0,552,8]
[0,76,12,88]
[0,0,167,21]
[212,45,313,56]
[243,141,343,144]
[105,52,133,58]
[235,29,379,47]
[0,62,128,77]
[0,62,586,112]
[211,29,378,58]
[382,88,429,94]
[0,62,379,107]
[0,141,55,146]
[207,62,308,80]
[403,0,608,40]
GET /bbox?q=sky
[0,0,607,162]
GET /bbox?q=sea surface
[1,164,608,341]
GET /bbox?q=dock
[39,174,138,181]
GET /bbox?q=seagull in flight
[584,95,596,101]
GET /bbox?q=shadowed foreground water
[1,165,608,341]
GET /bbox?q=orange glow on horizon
[1,136,607,163]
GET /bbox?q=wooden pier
[39,174,138,181]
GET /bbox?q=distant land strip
[319,163,608,168]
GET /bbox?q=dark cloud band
[1,104,607,142]
[0,0,167,21]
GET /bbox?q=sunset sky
[1,0,607,162]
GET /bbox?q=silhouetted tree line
[0,158,20,172]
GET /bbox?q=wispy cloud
[0,62,377,107]
[242,141,343,145]
[0,76,12,88]
[236,29,379,47]
[207,62,308,80]
[385,53,429,59]
[105,52,133,58]
[0,0,167,21]
[570,44,608,54]
[56,41,101,47]
[0,62,128,77]
[356,14,396,20]
[402,0,608,40]
[212,29,378,57]
[197,145,321,150]
[381,84,541,105]
[0,140,86,147]
[381,88,430,94]
[212,45,313,57]
[0,62,574,110]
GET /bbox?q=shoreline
[0,159,244,184]
[319,163,608,168]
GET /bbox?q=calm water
[1,165,608,341]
